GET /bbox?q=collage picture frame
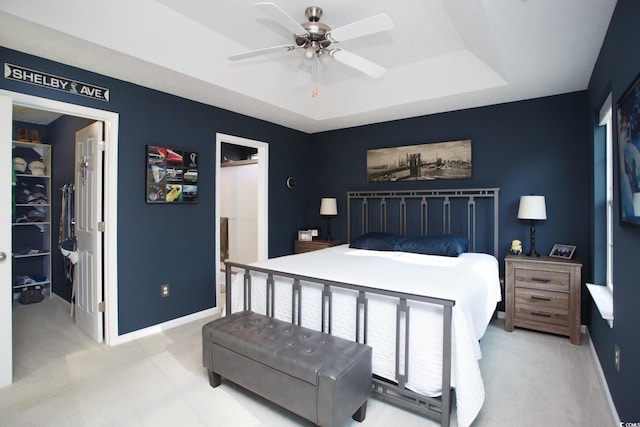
[146,145,198,203]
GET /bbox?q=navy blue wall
[308,93,591,277]
[587,0,640,421]
[1,46,309,334]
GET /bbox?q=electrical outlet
[161,284,170,298]
[614,344,620,372]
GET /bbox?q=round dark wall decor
[286,177,296,189]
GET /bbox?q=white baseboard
[52,291,222,347]
[52,293,71,308]
[583,326,621,426]
[113,306,221,345]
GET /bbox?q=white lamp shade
[517,195,547,220]
[320,198,338,216]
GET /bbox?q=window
[587,94,614,326]
[601,95,614,291]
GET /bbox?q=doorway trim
[0,89,119,348]
[215,133,268,299]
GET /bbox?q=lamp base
[325,218,333,241]
[526,220,540,257]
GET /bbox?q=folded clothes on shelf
[13,247,43,255]
[15,182,31,204]
[14,181,48,205]
[14,214,29,223]
[14,274,47,286]
[27,208,46,222]
[14,275,35,286]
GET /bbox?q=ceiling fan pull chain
[312,55,319,97]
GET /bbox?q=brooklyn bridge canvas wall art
[367,139,472,183]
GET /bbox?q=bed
[225,188,501,427]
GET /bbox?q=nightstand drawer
[514,268,570,291]
[514,288,569,311]
[514,304,569,328]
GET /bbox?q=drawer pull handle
[531,311,551,318]
[531,277,551,283]
[531,295,551,301]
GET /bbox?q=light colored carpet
[1,297,617,427]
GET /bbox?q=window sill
[586,283,613,328]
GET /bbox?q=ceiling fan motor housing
[295,6,332,53]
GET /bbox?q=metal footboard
[225,261,455,427]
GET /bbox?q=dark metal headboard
[347,188,500,257]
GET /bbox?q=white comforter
[229,245,501,427]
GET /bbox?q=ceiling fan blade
[329,49,386,79]
[254,2,309,36]
[229,44,297,61]
[327,13,394,43]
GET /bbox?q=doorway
[215,133,268,299]
[0,90,119,387]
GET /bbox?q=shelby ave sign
[4,63,109,102]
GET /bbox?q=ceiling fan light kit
[229,2,394,97]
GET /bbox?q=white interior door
[74,122,104,342]
[220,163,259,264]
[0,95,13,387]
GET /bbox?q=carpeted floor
[0,297,617,426]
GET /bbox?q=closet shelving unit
[12,140,52,301]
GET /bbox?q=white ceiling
[0,0,617,134]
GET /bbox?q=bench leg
[208,369,222,387]
[352,401,367,422]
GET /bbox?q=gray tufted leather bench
[202,311,372,426]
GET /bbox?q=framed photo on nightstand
[298,230,313,241]
[549,244,576,259]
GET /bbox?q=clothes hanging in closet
[59,184,78,281]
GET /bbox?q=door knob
[0,251,6,261]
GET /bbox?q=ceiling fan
[229,2,394,94]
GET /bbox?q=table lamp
[320,197,337,241]
[517,195,547,257]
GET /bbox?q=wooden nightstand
[294,240,344,254]
[505,254,582,345]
